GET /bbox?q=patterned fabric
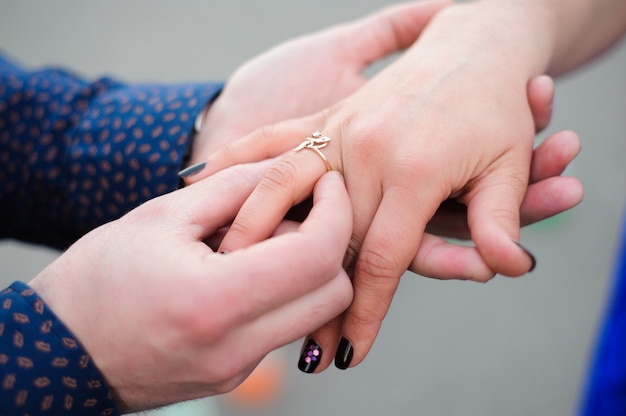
[0,53,224,414]
[0,52,222,249]
[581,213,626,416]
[0,282,117,415]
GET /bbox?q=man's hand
[30,163,353,412]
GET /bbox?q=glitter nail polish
[298,338,322,374]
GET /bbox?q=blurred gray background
[1,1,625,415]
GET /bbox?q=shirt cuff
[65,81,223,233]
[0,281,120,416]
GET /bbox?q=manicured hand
[190,73,582,279]
[197,71,581,372]
[188,3,585,373]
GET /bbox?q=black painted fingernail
[513,240,536,272]
[298,338,322,374]
[178,161,206,178]
[334,337,353,370]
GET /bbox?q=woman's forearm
[477,0,626,75]
[534,0,626,75]
[418,0,626,82]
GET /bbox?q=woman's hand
[29,163,353,412]
[425,129,582,240]
[189,72,580,274]
[187,2,585,371]
[187,0,452,165]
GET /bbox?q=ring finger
[219,129,342,251]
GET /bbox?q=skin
[188,0,454,161]
[29,164,353,413]
[10,2,585,412]
[185,0,626,372]
[187,2,584,281]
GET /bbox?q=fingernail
[178,161,206,178]
[334,337,353,370]
[513,240,536,272]
[219,250,229,254]
[298,338,322,374]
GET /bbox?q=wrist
[421,1,557,78]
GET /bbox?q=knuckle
[218,142,238,164]
[497,206,520,226]
[308,240,343,280]
[470,273,496,284]
[343,237,361,274]
[225,215,256,244]
[336,273,356,307]
[201,362,248,394]
[313,253,338,281]
[319,103,343,125]
[258,158,300,196]
[357,246,399,282]
[350,307,380,332]
[255,124,280,156]
[344,122,387,163]
[199,321,229,346]
[321,249,342,275]
[169,299,229,345]
[215,375,247,395]
[371,11,404,52]
[346,304,384,347]
[256,123,278,141]
[391,156,438,185]
[124,196,169,223]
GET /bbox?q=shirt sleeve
[0,281,119,416]
[0,52,223,249]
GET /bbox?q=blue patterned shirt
[0,53,222,415]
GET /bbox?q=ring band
[294,131,332,172]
